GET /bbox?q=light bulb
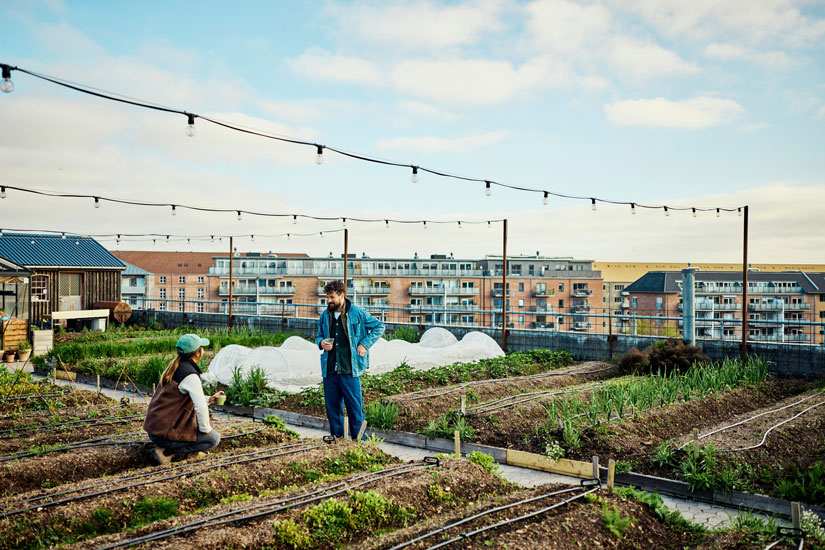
[342,218,347,228]
[423,221,427,230]
[485,181,491,197]
[692,208,696,218]
[166,235,170,241]
[153,239,156,245]
[591,198,597,211]
[411,166,419,183]
[1,65,12,94]
[631,203,636,215]
[251,235,255,242]
[94,197,100,208]
[738,207,742,217]
[315,145,324,165]
[293,215,297,225]
[320,232,324,239]
[716,208,720,218]
[664,206,670,217]
[186,113,196,137]
[0,186,6,199]
[61,232,66,239]
[211,235,214,242]
[30,239,34,245]
[237,210,242,221]
[385,220,390,229]
[75,239,80,245]
[0,229,3,237]
[116,234,121,245]
[543,192,548,206]
[287,233,291,240]
[457,221,462,229]
[171,205,177,216]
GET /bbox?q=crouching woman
[143,334,225,465]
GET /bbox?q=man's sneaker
[151,446,173,466]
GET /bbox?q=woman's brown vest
[143,375,198,442]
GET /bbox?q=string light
[543,192,548,206]
[664,206,669,217]
[738,207,742,217]
[75,239,79,245]
[385,220,389,229]
[185,113,196,137]
[61,232,66,239]
[0,63,744,217]
[716,208,721,218]
[0,186,6,199]
[457,221,462,229]
[1,64,13,93]
[171,205,177,216]
[487,221,491,229]
[292,215,297,225]
[0,229,3,237]
[342,217,347,228]
[30,238,34,245]
[236,210,242,221]
[485,181,491,197]
[591,198,597,211]
[692,208,697,218]
[287,233,291,240]
[631,203,636,215]
[116,234,121,244]
[320,232,324,238]
[251,235,254,242]
[423,221,427,230]
[94,197,100,208]
[411,166,419,183]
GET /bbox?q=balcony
[258,286,296,295]
[531,305,554,313]
[786,303,811,311]
[749,303,784,311]
[572,305,592,313]
[491,289,514,297]
[410,286,479,296]
[121,285,145,295]
[785,333,811,343]
[353,286,392,295]
[696,286,741,294]
[533,290,555,297]
[259,304,297,315]
[218,286,256,296]
[571,322,592,331]
[572,289,593,297]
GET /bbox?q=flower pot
[2,352,14,363]
[16,350,31,362]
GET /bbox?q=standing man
[317,280,385,440]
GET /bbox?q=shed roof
[0,233,125,269]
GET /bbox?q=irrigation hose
[387,484,585,550]
[4,440,319,510]
[718,399,825,453]
[465,380,615,417]
[680,390,825,449]
[0,405,122,422]
[0,442,323,519]
[0,414,144,438]
[426,480,601,549]
[99,458,441,549]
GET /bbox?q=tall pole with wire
[741,206,749,364]
[228,236,234,330]
[502,219,508,352]
[343,229,349,295]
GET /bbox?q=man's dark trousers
[323,372,365,440]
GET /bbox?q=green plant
[135,354,169,387]
[562,421,581,451]
[130,497,179,528]
[615,460,633,475]
[801,509,825,544]
[364,400,400,430]
[422,413,475,441]
[728,509,776,536]
[652,439,675,467]
[773,462,825,503]
[272,519,312,549]
[17,340,31,352]
[385,326,419,343]
[602,504,634,538]
[76,508,117,536]
[225,366,269,407]
[467,451,501,477]
[302,498,354,540]
[614,487,704,533]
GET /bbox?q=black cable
[0,63,746,213]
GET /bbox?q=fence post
[592,456,599,481]
[607,459,616,490]
[454,430,461,458]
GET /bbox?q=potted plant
[2,350,14,363]
[16,341,31,362]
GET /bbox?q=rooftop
[0,233,124,269]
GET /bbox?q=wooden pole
[344,415,349,440]
[607,459,616,490]
[454,430,461,458]
[343,229,349,290]
[501,219,508,351]
[357,420,367,441]
[460,395,466,414]
[741,206,749,365]
[592,455,599,481]
[791,501,801,530]
[228,236,234,330]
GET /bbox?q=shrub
[618,340,708,375]
[225,366,269,407]
[467,451,501,477]
[302,498,353,540]
[385,326,419,343]
[364,400,400,430]
[272,519,312,549]
[618,347,649,375]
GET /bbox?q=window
[31,275,49,302]
[558,283,564,292]
[159,288,167,299]
[197,303,204,313]
[178,302,185,312]
[519,315,524,325]
[159,276,166,284]
[178,289,185,300]
[178,276,186,284]
[159,301,167,311]
[129,277,138,287]
[197,276,204,284]
[198,288,204,299]
[518,282,524,292]
[631,297,637,308]
[518,299,524,308]
[656,297,663,310]
[558,299,564,308]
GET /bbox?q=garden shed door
[58,272,83,311]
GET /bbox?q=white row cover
[205,327,505,393]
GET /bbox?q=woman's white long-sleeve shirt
[177,373,212,433]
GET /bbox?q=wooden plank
[506,449,593,478]
[55,369,76,382]
[52,309,110,320]
[607,459,616,490]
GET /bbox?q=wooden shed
[0,233,125,330]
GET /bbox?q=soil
[392,363,618,433]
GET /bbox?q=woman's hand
[208,390,226,405]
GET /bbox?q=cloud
[610,37,700,78]
[604,96,745,129]
[525,0,611,54]
[396,100,457,121]
[704,42,796,68]
[376,130,511,152]
[323,0,506,51]
[287,47,383,86]
[816,106,825,120]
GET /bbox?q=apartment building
[119,261,152,309]
[112,251,216,313]
[207,252,603,332]
[621,271,824,344]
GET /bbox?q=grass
[225,366,269,407]
[364,400,400,430]
[422,412,475,441]
[129,496,180,528]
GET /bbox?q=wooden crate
[1,319,28,352]
[32,329,53,356]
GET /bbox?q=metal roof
[625,270,822,294]
[0,233,125,269]
[121,260,151,276]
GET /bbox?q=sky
[0,0,824,263]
